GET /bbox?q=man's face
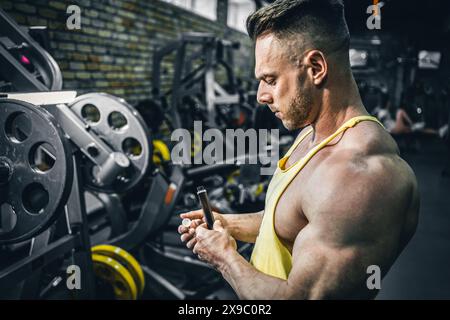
[255,34,315,130]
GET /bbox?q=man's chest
[271,139,329,252]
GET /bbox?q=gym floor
[377,136,450,299]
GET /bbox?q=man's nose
[257,82,273,105]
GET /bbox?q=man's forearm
[220,211,263,243]
[218,251,294,299]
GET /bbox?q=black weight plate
[0,99,73,244]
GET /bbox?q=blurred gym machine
[0,9,61,92]
[151,32,254,132]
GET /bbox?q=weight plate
[192,130,202,157]
[92,244,145,297]
[68,93,151,193]
[0,99,73,244]
[92,253,138,300]
[152,139,170,165]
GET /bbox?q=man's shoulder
[343,119,398,156]
[312,122,417,206]
[328,149,415,190]
[307,147,417,229]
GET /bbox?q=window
[161,0,217,21]
[349,49,369,68]
[227,0,256,33]
[418,51,441,69]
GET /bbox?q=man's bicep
[285,224,376,299]
[285,159,410,299]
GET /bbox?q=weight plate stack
[92,253,138,300]
[92,244,145,297]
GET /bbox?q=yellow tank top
[250,116,384,280]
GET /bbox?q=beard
[282,82,314,130]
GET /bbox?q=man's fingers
[179,218,204,235]
[213,220,224,232]
[178,225,188,234]
[196,225,210,239]
[187,238,197,249]
[181,221,209,248]
[193,242,200,255]
[179,217,201,231]
[180,233,193,243]
[191,219,203,228]
[180,210,204,220]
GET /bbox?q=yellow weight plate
[92,245,145,297]
[227,170,240,183]
[92,253,138,300]
[153,140,170,165]
[255,183,264,196]
[191,131,202,156]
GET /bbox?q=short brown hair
[246,0,350,55]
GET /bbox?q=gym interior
[0,0,449,300]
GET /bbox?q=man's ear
[305,50,327,86]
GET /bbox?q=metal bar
[152,41,180,96]
[108,171,168,251]
[171,43,187,128]
[65,154,95,299]
[3,91,77,105]
[97,193,127,237]
[0,8,62,91]
[0,234,79,289]
[20,229,52,299]
[0,45,48,92]
[186,163,237,178]
[141,265,186,300]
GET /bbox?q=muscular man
[178,0,419,299]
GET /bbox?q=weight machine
[0,8,162,299]
[151,32,253,131]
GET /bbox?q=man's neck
[309,79,367,145]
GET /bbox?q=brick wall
[0,0,254,105]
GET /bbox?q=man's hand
[179,209,264,245]
[178,209,224,249]
[193,220,237,270]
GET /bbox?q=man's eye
[266,79,276,86]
